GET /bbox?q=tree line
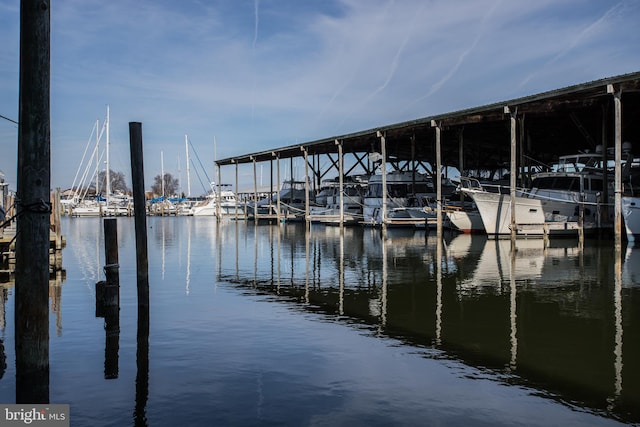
[87,169,180,197]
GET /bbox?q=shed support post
[336,140,344,228]
[432,120,443,238]
[216,163,222,221]
[234,161,239,221]
[252,157,258,222]
[458,128,464,204]
[377,131,387,235]
[507,107,517,242]
[608,84,623,249]
[276,155,281,223]
[302,147,310,226]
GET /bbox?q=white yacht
[459,148,633,237]
[193,185,244,217]
[362,171,436,228]
[307,176,367,225]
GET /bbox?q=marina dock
[214,72,640,242]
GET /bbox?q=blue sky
[1,0,639,194]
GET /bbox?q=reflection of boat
[362,171,435,228]
[459,150,632,237]
[623,244,640,287]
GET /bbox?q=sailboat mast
[185,134,191,197]
[161,150,165,198]
[95,119,99,200]
[105,105,111,204]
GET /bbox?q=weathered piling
[129,122,149,305]
[93,218,120,379]
[15,0,50,404]
[129,122,150,416]
[103,218,120,295]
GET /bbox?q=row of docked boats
[241,144,640,242]
[60,144,640,242]
[455,144,640,240]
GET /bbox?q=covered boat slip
[216,71,640,241]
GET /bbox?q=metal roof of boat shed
[216,71,640,170]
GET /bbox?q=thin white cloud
[1,0,639,189]
[518,1,626,88]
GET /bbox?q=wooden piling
[103,219,120,381]
[129,123,149,307]
[15,0,51,404]
[103,218,120,289]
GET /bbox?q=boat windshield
[366,183,432,198]
[554,154,604,173]
[533,176,581,191]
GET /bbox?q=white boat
[459,149,632,237]
[192,185,244,217]
[71,199,103,217]
[307,177,367,225]
[623,196,640,242]
[362,171,435,228]
[446,208,485,234]
[247,180,312,222]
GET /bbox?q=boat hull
[623,196,640,242]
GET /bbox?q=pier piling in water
[129,122,150,304]
[15,0,51,404]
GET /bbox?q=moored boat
[362,171,435,228]
[458,148,632,237]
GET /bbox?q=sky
[1,0,640,195]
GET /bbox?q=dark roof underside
[216,71,640,171]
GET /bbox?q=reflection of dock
[214,224,638,423]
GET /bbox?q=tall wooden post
[216,163,222,222]
[336,140,344,228]
[432,121,443,238]
[507,107,517,242]
[129,122,150,421]
[303,147,310,226]
[15,0,51,404]
[128,123,149,307]
[276,155,281,222]
[458,128,465,204]
[608,85,623,249]
[252,157,257,221]
[234,160,239,221]
[377,131,387,234]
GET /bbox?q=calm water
[0,216,639,426]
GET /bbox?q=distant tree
[151,173,179,197]
[92,169,130,194]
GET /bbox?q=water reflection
[218,223,640,424]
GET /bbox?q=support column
[377,131,387,233]
[302,147,310,226]
[506,106,517,241]
[216,163,222,222]
[432,120,443,238]
[276,154,281,223]
[15,0,51,403]
[336,140,344,228]
[252,157,257,222]
[234,161,239,221]
[608,84,623,249]
[458,128,464,204]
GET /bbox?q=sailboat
[69,106,132,217]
